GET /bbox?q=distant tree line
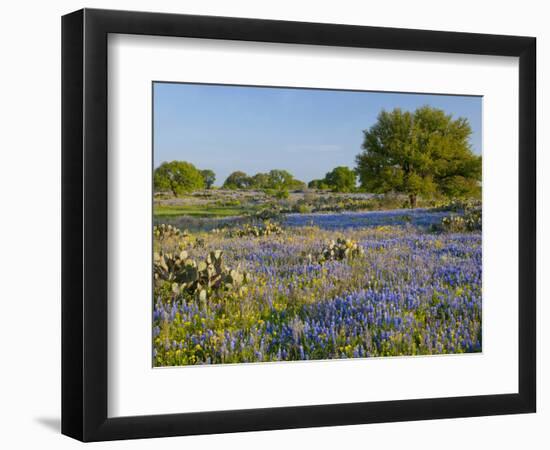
[222,170,305,191]
[154,106,482,207]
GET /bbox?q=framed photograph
[62,8,536,442]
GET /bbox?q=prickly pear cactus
[319,238,364,263]
[153,224,189,241]
[154,249,249,301]
[230,221,283,238]
[464,206,482,231]
[440,208,481,233]
[441,215,466,233]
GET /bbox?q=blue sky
[154,82,482,186]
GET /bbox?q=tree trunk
[409,193,417,208]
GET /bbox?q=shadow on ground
[35,417,61,433]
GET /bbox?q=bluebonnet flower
[153,210,481,365]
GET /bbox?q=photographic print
[152,83,482,367]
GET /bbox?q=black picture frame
[62,8,536,442]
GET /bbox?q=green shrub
[275,189,289,200]
[253,207,283,222]
[297,203,313,214]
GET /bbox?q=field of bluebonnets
[153,195,482,366]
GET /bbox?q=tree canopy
[200,169,216,189]
[250,173,270,189]
[264,170,305,190]
[308,179,329,190]
[355,106,481,207]
[223,169,305,191]
[308,166,356,192]
[222,171,251,189]
[154,161,205,196]
[323,166,357,192]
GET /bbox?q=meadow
[153,194,482,366]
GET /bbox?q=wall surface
[0,0,546,448]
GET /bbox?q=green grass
[154,204,251,218]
